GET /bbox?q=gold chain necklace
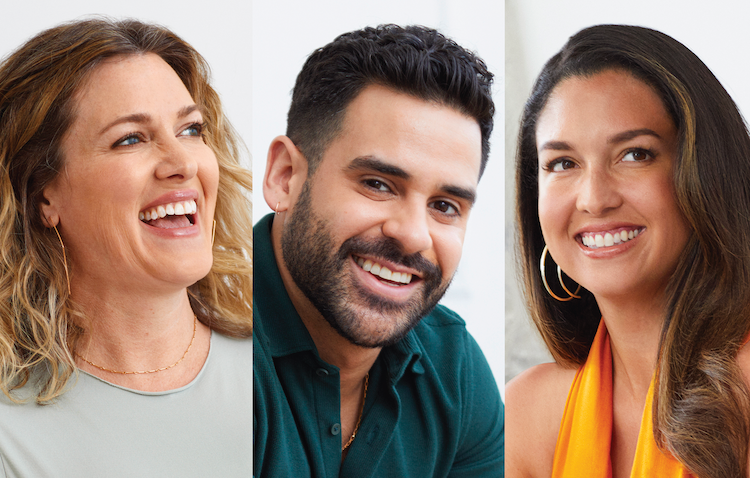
[76,315,197,375]
[342,373,369,451]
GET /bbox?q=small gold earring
[275,202,280,215]
[540,244,581,302]
[53,225,71,294]
[211,220,216,246]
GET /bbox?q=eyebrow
[98,104,203,135]
[347,155,477,206]
[539,128,663,152]
[607,128,661,144]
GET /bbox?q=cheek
[432,227,465,278]
[537,182,570,245]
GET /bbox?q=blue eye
[180,123,204,137]
[115,134,142,147]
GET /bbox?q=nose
[575,167,622,215]
[381,199,433,255]
[154,137,198,181]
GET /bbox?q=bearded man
[253,24,504,477]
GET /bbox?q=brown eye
[549,158,576,172]
[430,200,458,216]
[363,179,390,192]
[622,149,653,162]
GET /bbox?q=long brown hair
[516,25,750,477]
[0,18,253,403]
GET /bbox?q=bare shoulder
[505,362,578,478]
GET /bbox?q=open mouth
[139,199,197,229]
[353,254,416,286]
[579,227,645,249]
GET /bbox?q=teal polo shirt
[253,214,504,477]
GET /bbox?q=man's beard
[280,182,450,348]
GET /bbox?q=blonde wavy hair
[0,18,253,403]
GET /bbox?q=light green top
[0,332,252,478]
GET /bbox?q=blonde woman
[0,18,252,476]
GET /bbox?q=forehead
[71,53,194,124]
[317,84,482,186]
[536,70,674,147]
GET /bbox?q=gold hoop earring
[53,225,71,294]
[275,202,280,215]
[211,220,216,246]
[540,244,581,302]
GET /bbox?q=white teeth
[353,256,413,284]
[140,200,197,222]
[581,228,643,249]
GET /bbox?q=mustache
[337,236,442,281]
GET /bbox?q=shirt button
[330,423,341,435]
[316,368,329,377]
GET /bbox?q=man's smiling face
[281,84,482,348]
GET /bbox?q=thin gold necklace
[76,315,197,375]
[342,373,369,451]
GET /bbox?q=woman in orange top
[507,25,750,478]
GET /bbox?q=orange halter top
[551,320,693,477]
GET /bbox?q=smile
[580,227,645,249]
[139,199,197,228]
[353,255,414,285]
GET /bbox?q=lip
[140,189,201,238]
[575,223,645,258]
[141,189,199,211]
[349,255,421,301]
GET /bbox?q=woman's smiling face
[42,53,219,295]
[535,69,691,302]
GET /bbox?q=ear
[39,181,62,228]
[263,135,308,213]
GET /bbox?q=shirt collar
[253,213,425,380]
[253,213,318,357]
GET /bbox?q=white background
[252,0,506,396]
[505,0,750,382]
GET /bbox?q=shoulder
[505,361,577,478]
[411,305,489,379]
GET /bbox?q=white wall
[252,0,506,395]
[505,0,750,381]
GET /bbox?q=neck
[71,280,210,391]
[596,288,666,401]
